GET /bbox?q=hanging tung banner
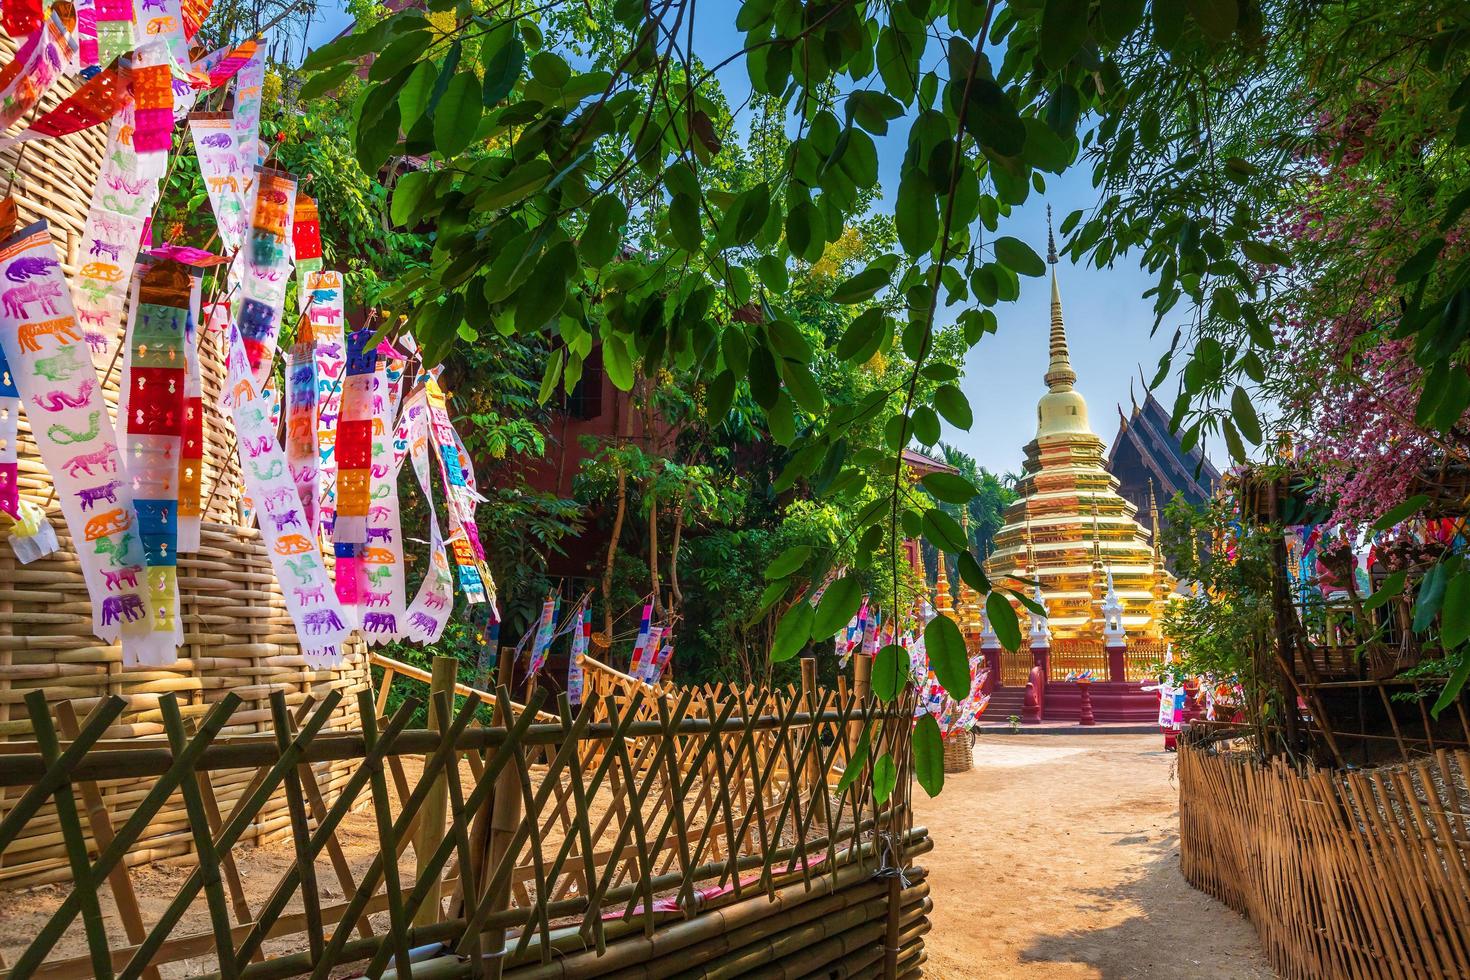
[358,360,405,644]
[399,389,452,643]
[0,222,153,658]
[235,166,296,389]
[115,259,190,662]
[232,388,349,668]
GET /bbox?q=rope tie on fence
[871,831,911,887]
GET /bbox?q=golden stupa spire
[956,511,982,634]
[933,554,955,618]
[1044,205,1077,394]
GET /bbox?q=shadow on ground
[1018,823,1271,979]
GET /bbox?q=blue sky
[300,2,1200,478]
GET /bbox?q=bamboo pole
[54,700,162,980]
[414,655,460,927]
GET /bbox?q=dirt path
[912,733,1274,979]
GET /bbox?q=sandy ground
[912,733,1275,979]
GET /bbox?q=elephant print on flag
[232,386,348,668]
[0,221,155,661]
[358,364,405,645]
[399,389,451,644]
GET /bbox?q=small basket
[942,731,975,773]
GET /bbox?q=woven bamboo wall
[1178,735,1470,979]
[0,38,370,888]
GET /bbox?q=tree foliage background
[229,0,1470,775]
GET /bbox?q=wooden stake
[413,655,460,927]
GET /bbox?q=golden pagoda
[984,214,1175,641]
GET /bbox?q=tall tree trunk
[647,495,662,619]
[642,375,664,621]
[668,488,687,622]
[601,384,635,637]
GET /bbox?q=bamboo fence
[0,41,370,888]
[0,657,928,979]
[1178,729,1470,979]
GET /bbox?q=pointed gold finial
[1044,208,1076,395]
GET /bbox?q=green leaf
[835,726,872,795]
[390,169,433,227]
[873,643,906,701]
[934,384,974,430]
[300,62,355,102]
[912,405,940,445]
[922,508,968,554]
[921,472,977,504]
[1413,560,1449,633]
[924,614,970,699]
[959,551,990,594]
[1440,572,1470,649]
[602,334,635,391]
[581,195,626,267]
[1396,237,1445,284]
[536,348,564,405]
[813,575,863,639]
[1432,656,1470,719]
[706,369,736,423]
[302,27,376,73]
[994,237,1046,277]
[1231,385,1263,445]
[1099,0,1146,42]
[837,308,887,363]
[873,751,897,805]
[1040,0,1089,70]
[986,591,1022,651]
[481,34,526,105]
[1222,418,1246,463]
[434,72,483,157]
[1372,495,1429,531]
[399,60,439,130]
[1241,240,1291,267]
[832,266,891,304]
[771,602,814,662]
[1362,571,1406,612]
[1185,0,1238,40]
[781,360,826,415]
[766,545,811,581]
[356,98,402,176]
[896,169,938,257]
[670,193,702,252]
[767,319,814,363]
[371,30,432,82]
[913,715,945,797]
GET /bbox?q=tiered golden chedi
[985,246,1175,641]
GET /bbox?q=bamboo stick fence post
[413,654,460,927]
[475,645,526,978]
[801,656,820,796]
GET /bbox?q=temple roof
[1107,392,1220,508]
